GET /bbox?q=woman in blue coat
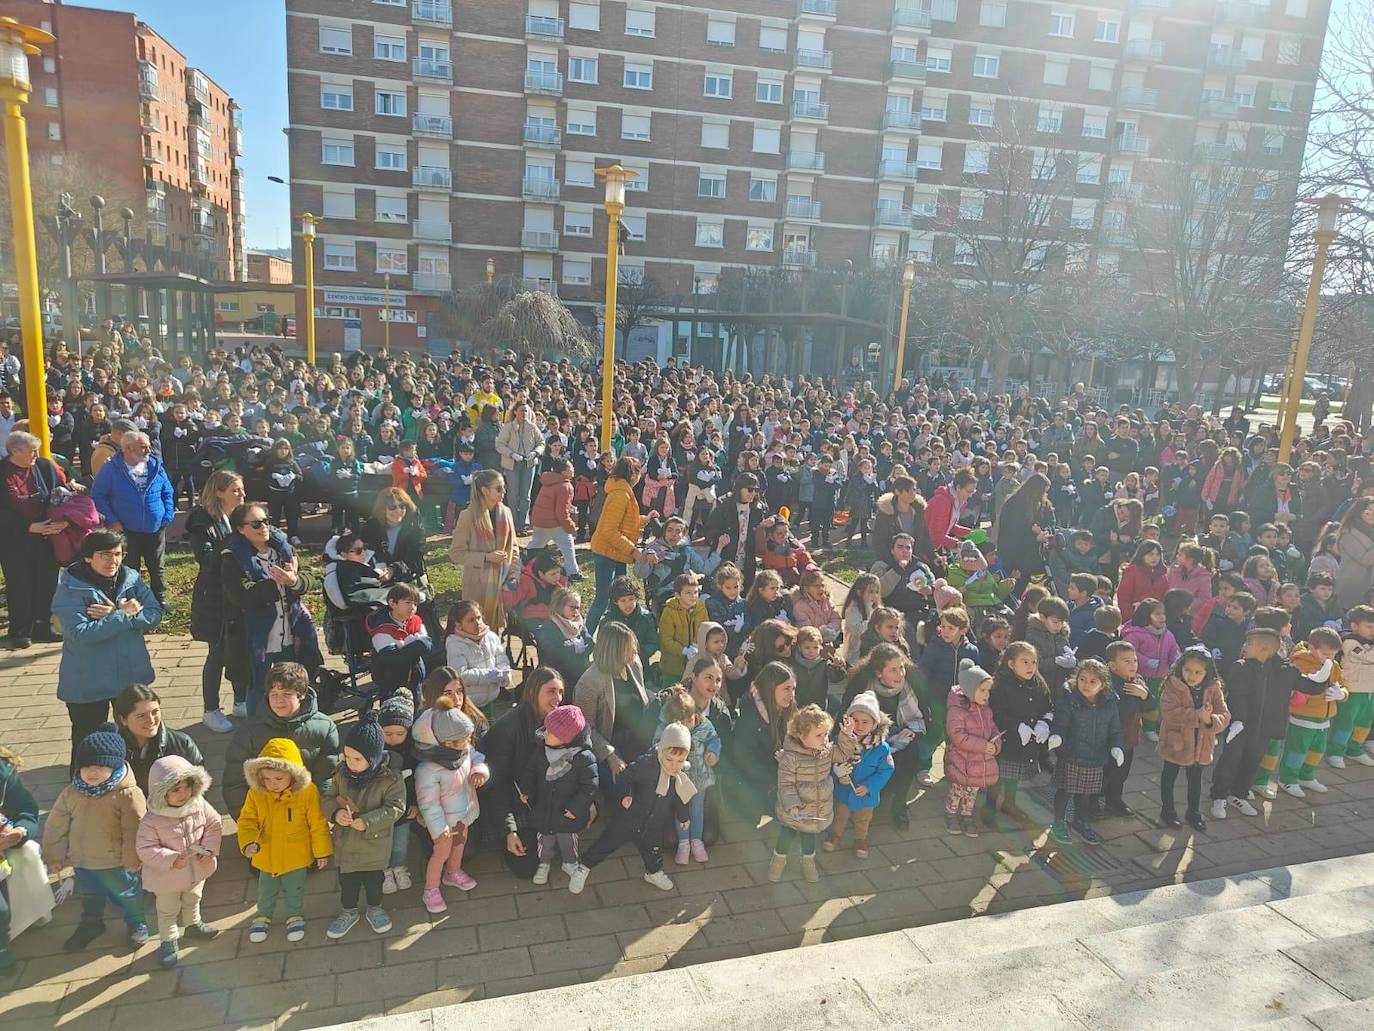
[52,528,164,774]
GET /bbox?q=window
[624,63,652,90]
[42,57,54,73]
[704,73,732,99]
[621,112,651,140]
[1286,0,1309,14]
[954,241,976,266]
[375,194,407,222]
[974,52,1000,78]
[1031,149,1055,179]
[321,83,353,111]
[563,259,593,286]
[568,56,598,83]
[1038,104,1063,134]
[376,145,407,170]
[48,122,61,141]
[759,24,788,52]
[566,108,596,135]
[374,34,406,61]
[926,47,952,73]
[745,225,773,251]
[701,120,729,148]
[565,158,594,187]
[1082,111,1107,139]
[756,78,783,104]
[43,86,58,107]
[1049,10,1075,37]
[1095,18,1120,44]
[979,1,1007,28]
[695,220,723,248]
[912,189,938,217]
[1089,63,1113,91]
[323,188,354,219]
[916,141,943,170]
[707,18,735,47]
[749,177,777,202]
[319,25,352,55]
[569,2,600,31]
[1233,83,1256,107]
[1277,37,1301,64]
[1076,155,1102,184]
[625,8,655,37]
[920,93,947,122]
[375,91,405,116]
[910,234,934,263]
[1070,198,1096,229]
[963,144,989,174]
[322,138,354,165]
[752,124,780,153]
[376,246,407,274]
[624,164,648,190]
[698,172,726,198]
[969,103,994,127]
[959,193,984,220]
[324,242,356,271]
[1270,84,1293,112]
[563,209,593,236]
[1262,130,1284,156]
[892,43,919,64]
[1044,57,1070,86]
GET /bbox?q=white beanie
[658,722,692,754]
[845,691,881,724]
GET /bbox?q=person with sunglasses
[361,488,431,599]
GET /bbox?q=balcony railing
[521,277,558,295]
[786,151,826,171]
[883,110,922,132]
[413,272,453,294]
[189,80,209,108]
[147,203,168,224]
[138,62,158,99]
[879,158,919,179]
[522,177,561,201]
[886,59,927,81]
[412,0,452,27]
[1207,46,1249,72]
[800,0,837,16]
[413,57,453,82]
[523,122,562,147]
[1217,1,1267,23]
[1113,134,1151,155]
[526,15,565,39]
[1127,0,1170,9]
[795,49,834,71]
[785,196,822,220]
[1118,87,1159,111]
[1199,95,1240,117]
[1123,38,1164,62]
[521,229,558,250]
[781,247,818,268]
[875,205,913,226]
[524,69,564,95]
[414,220,453,242]
[892,6,932,30]
[413,165,453,189]
[791,99,829,120]
[413,113,453,137]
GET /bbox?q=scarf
[416,743,468,770]
[551,611,586,645]
[72,764,127,799]
[544,743,580,781]
[873,676,924,728]
[655,762,697,803]
[342,757,386,791]
[452,621,490,645]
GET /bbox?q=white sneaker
[381,868,397,895]
[1366,740,1374,756]
[643,870,675,892]
[202,709,234,734]
[532,863,551,886]
[232,702,248,718]
[1209,798,1227,820]
[1349,752,1374,767]
[1229,795,1259,817]
[1299,778,1328,793]
[1259,783,1279,800]
[1327,755,1347,770]
[561,862,579,877]
[567,864,590,894]
[393,866,411,890]
[1281,783,1306,798]
[915,771,936,788]
[1144,730,1160,743]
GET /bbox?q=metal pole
[600,201,623,452]
[383,272,391,356]
[893,262,915,394]
[302,216,317,365]
[1277,225,1335,463]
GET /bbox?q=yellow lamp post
[0,17,55,457]
[594,164,638,451]
[486,256,495,285]
[382,272,391,356]
[1277,194,1345,463]
[892,258,916,393]
[300,212,320,365]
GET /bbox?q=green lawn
[818,547,874,587]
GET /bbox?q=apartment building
[284,0,1329,351]
[5,0,246,284]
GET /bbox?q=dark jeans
[775,825,817,856]
[123,529,166,603]
[167,469,198,508]
[1209,730,1267,801]
[268,487,300,538]
[369,639,429,701]
[1161,762,1203,813]
[584,817,663,874]
[886,739,922,811]
[1102,746,1134,806]
[496,827,542,880]
[68,699,114,776]
[202,636,247,713]
[0,542,58,639]
[1054,790,1093,828]
[75,867,145,930]
[587,554,626,629]
[339,870,384,910]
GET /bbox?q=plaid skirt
[1053,758,1104,794]
[998,757,1040,782]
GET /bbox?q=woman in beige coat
[573,622,651,779]
[449,469,517,631]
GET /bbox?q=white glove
[1306,658,1334,683]
[1033,720,1051,744]
[682,644,698,661]
[730,615,746,632]
[910,719,926,736]
[1054,651,1078,670]
[739,639,755,655]
[1047,734,1063,751]
[1018,723,1033,746]
[1219,560,1234,571]
[1226,720,1244,743]
[1111,747,1125,767]
[460,474,472,485]
[1211,648,1223,660]
[1324,683,1344,701]
[271,472,295,487]
[336,469,351,479]
[1287,545,1300,559]
[569,637,589,654]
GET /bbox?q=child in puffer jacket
[414,697,489,913]
[136,755,222,968]
[1047,660,1123,848]
[768,705,835,885]
[520,705,599,893]
[443,600,513,712]
[943,661,1000,838]
[654,689,721,866]
[1122,599,1182,741]
[825,690,893,859]
[1330,605,1374,767]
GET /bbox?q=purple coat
[1122,623,1182,681]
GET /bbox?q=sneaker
[285,917,306,943]
[393,866,412,890]
[128,923,150,946]
[1210,798,1228,820]
[1259,783,1279,799]
[960,815,981,838]
[1050,822,1073,845]
[532,863,551,885]
[561,862,579,878]
[1185,811,1208,833]
[1159,808,1182,829]
[364,906,392,934]
[423,888,447,914]
[63,922,104,952]
[157,940,178,969]
[248,919,271,943]
[1104,802,1135,819]
[643,869,675,891]
[441,869,476,891]
[1229,795,1259,817]
[1366,740,1374,756]
[854,840,870,860]
[690,839,709,863]
[1350,752,1374,767]
[767,852,788,883]
[1280,783,1306,798]
[800,855,819,883]
[183,922,218,941]
[1300,778,1329,794]
[567,864,590,894]
[326,909,360,940]
[674,840,691,866]
[382,868,398,894]
[1144,730,1160,742]
[1072,822,1102,846]
[944,812,963,836]
[232,702,248,718]
[916,770,936,788]
[201,709,234,734]
[1327,755,1346,770]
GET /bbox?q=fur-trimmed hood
[876,491,925,517]
[146,754,212,817]
[243,737,311,793]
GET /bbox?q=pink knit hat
[544,705,586,743]
[932,579,963,612]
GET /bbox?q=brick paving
[3,604,1374,1029]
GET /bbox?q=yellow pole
[383,272,391,356]
[893,278,913,395]
[600,201,623,452]
[1278,224,1336,463]
[1274,327,1300,439]
[301,213,318,366]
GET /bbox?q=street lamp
[1277,194,1345,463]
[382,272,391,356]
[485,256,495,285]
[893,258,917,393]
[300,212,320,365]
[0,17,55,456]
[593,164,638,451]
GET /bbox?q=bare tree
[613,272,671,355]
[484,290,592,358]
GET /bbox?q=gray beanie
[845,691,882,724]
[958,658,992,695]
[430,703,475,743]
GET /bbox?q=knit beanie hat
[845,691,882,724]
[378,686,415,729]
[933,579,963,612]
[958,540,983,564]
[75,722,127,770]
[430,703,475,744]
[543,704,586,743]
[345,710,386,768]
[657,722,692,755]
[958,657,993,695]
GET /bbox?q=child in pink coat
[943,659,1001,838]
[1122,599,1182,739]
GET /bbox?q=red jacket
[1116,562,1169,622]
[1166,561,1214,615]
[531,471,576,532]
[924,485,971,551]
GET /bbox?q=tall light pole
[594,164,637,451]
[300,212,320,365]
[892,258,916,393]
[0,17,55,456]
[382,272,391,356]
[1277,194,1344,463]
[485,256,495,286]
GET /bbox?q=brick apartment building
[284,0,1329,353]
[4,0,246,284]
[247,251,294,284]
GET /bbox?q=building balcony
[1200,95,1240,117]
[414,220,453,242]
[140,106,158,135]
[526,15,565,39]
[189,81,209,109]
[1112,134,1151,155]
[1207,46,1250,72]
[882,110,922,133]
[781,246,817,268]
[521,277,558,295]
[523,122,562,147]
[795,49,834,72]
[190,157,208,183]
[799,0,837,19]
[785,196,822,220]
[521,229,558,250]
[786,151,826,172]
[413,272,453,294]
[1118,87,1159,111]
[413,57,453,83]
[233,128,244,155]
[412,0,452,27]
[875,205,912,226]
[413,113,453,137]
[1105,182,1143,202]
[930,0,959,21]
[1194,141,1240,162]
[879,158,919,180]
[413,165,453,190]
[1101,225,1133,246]
[1216,1,1267,23]
[147,203,167,225]
[1123,38,1165,62]
[1127,0,1170,9]
[138,62,158,99]
[791,99,829,121]
[524,70,564,95]
[892,6,932,31]
[522,177,561,201]
[886,60,927,82]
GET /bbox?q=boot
[799,854,819,883]
[767,851,788,883]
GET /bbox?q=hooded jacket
[444,625,513,708]
[221,688,341,815]
[413,707,490,835]
[1157,674,1229,767]
[775,733,835,833]
[1116,562,1170,625]
[591,476,645,564]
[119,722,204,798]
[519,725,599,835]
[1025,614,1072,690]
[53,562,163,705]
[236,738,333,876]
[1051,686,1123,767]
[1342,633,1374,695]
[1288,644,1346,725]
[323,754,406,873]
[530,470,576,532]
[831,726,893,811]
[1122,623,1183,681]
[91,450,175,533]
[944,685,1001,790]
[658,595,708,679]
[136,756,222,894]
[42,766,146,872]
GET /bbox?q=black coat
[0,456,63,560]
[519,728,599,834]
[728,693,781,818]
[990,668,1053,765]
[187,507,232,643]
[1225,656,1300,741]
[608,752,690,835]
[477,702,544,835]
[703,492,770,576]
[361,515,429,584]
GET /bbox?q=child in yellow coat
[658,573,708,682]
[237,738,332,944]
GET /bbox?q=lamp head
[901,258,916,288]
[486,257,496,277]
[0,18,54,91]
[1312,194,1345,234]
[595,164,638,208]
[300,213,318,240]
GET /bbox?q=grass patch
[818,547,874,587]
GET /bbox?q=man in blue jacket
[92,431,175,602]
